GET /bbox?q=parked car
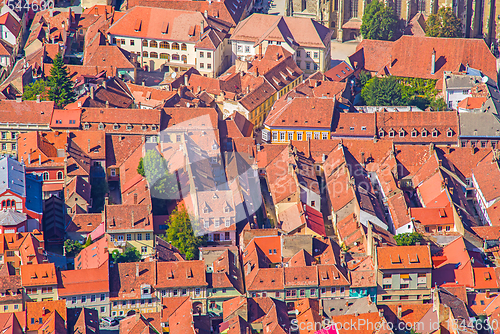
[101,317,118,326]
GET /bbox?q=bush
[394,232,423,246]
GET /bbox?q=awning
[400,273,410,280]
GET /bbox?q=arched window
[172,54,180,61]
[172,42,179,50]
[43,172,49,180]
[181,43,187,51]
[160,41,170,49]
[160,53,169,60]
[150,52,158,58]
[57,171,63,180]
[143,51,148,57]
[150,41,158,48]
[10,200,14,208]
[6,200,10,207]
[142,40,148,47]
[1,201,5,208]
[181,55,187,63]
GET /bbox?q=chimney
[184,74,188,86]
[105,100,109,108]
[87,139,90,153]
[78,100,82,107]
[486,290,491,298]
[16,95,21,103]
[134,193,138,205]
[103,79,107,89]
[38,154,41,166]
[136,263,139,277]
[200,21,204,40]
[131,210,135,227]
[28,153,31,164]
[142,81,145,86]
[204,9,208,18]
[105,197,109,206]
[361,152,365,167]
[90,86,95,99]
[36,95,40,103]
[378,308,384,318]
[431,49,436,75]
[397,305,402,318]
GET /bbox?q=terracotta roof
[265,97,335,129]
[473,267,499,290]
[65,176,91,205]
[0,39,13,57]
[331,112,375,138]
[0,100,54,124]
[83,45,135,69]
[403,12,427,36]
[81,107,161,133]
[126,83,177,108]
[110,261,156,300]
[356,36,497,81]
[160,297,193,330]
[329,312,389,334]
[58,263,109,296]
[376,111,458,144]
[156,260,207,288]
[105,134,144,169]
[471,226,500,240]
[74,236,109,270]
[105,203,153,233]
[25,300,66,332]
[410,203,454,226]
[246,267,284,291]
[457,96,487,110]
[66,213,102,233]
[473,157,500,203]
[20,263,57,287]
[324,61,354,82]
[377,245,432,270]
[231,14,332,49]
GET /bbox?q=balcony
[114,240,126,247]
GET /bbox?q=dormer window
[142,125,147,131]
[388,129,395,138]
[152,125,157,131]
[432,129,438,137]
[113,123,119,130]
[84,123,90,129]
[399,129,405,137]
[421,129,428,137]
[411,129,417,137]
[447,128,453,137]
[378,129,384,138]
[98,123,104,130]
[127,124,133,130]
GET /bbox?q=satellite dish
[482,76,489,84]
[170,72,177,79]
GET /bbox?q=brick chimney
[431,49,436,75]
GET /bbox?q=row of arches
[142,52,187,63]
[41,171,63,181]
[1,199,16,208]
[143,41,187,51]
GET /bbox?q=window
[299,289,305,297]
[100,293,105,301]
[310,289,316,296]
[195,288,200,296]
[81,296,86,303]
[297,132,303,141]
[181,55,187,63]
[432,130,438,137]
[126,234,132,241]
[150,40,157,48]
[127,124,132,130]
[421,129,428,137]
[306,51,311,58]
[57,171,63,180]
[446,226,451,231]
[306,132,312,140]
[438,226,443,232]
[389,130,395,138]
[182,289,187,296]
[272,132,278,141]
[314,52,319,58]
[207,53,211,58]
[399,130,405,137]
[11,143,15,150]
[245,46,250,53]
[322,132,328,140]
[160,53,169,60]
[401,284,409,289]
[331,287,336,293]
[150,52,158,58]
[225,232,230,240]
[173,289,178,296]
[288,132,294,141]
[207,64,212,69]
[142,40,148,47]
[447,129,453,137]
[137,233,142,241]
[72,297,76,304]
[181,43,187,51]
[1,132,6,139]
[350,0,358,17]
[383,274,391,279]
[43,172,49,180]
[141,246,147,253]
[91,295,96,302]
[172,43,180,50]
[143,51,148,57]
[145,233,151,240]
[172,54,180,61]
[340,287,345,293]
[130,40,134,46]
[160,41,169,49]
[291,290,297,297]
[237,45,242,52]
[306,62,310,70]
[14,305,18,310]
[382,295,391,300]
[481,141,487,148]
[225,218,230,227]
[200,63,204,69]
[314,132,320,140]
[383,284,391,289]
[297,50,301,57]
[400,295,409,300]
[117,235,124,241]
[425,227,430,233]
[41,287,52,294]
[280,131,286,141]
[411,130,417,137]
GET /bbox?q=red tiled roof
[156,261,207,288]
[58,263,109,296]
[377,245,432,270]
[0,100,54,124]
[105,203,153,232]
[265,97,335,129]
[66,213,102,233]
[74,235,109,270]
[110,261,156,300]
[20,263,57,287]
[50,108,81,129]
[331,112,375,138]
[81,107,161,133]
[473,156,500,203]
[0,12,21,37]
[356,36,497,81]
[410,203,454,226]
[25,300,66,332]
[457,96,487,110]
[473,267,499,290]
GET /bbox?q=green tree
[47,53,76,108]
[394,232,423,246]
[143,148,178,200]
[137,158,145,177]
[426,7,462,38]
[64,239,84,257]
[84,236,92,247]
[357,70,372,88]
[360,0,400,41]
[111,247,142,264]
[429,97,447,111]
[163,207,204,260]
[361,76,405,106]
[22,80,48,101]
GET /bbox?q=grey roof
[444,73,482,90]
[459,112,500,138]
[0,156,25,198]
[322,297,378,318]
[0,209,27,226]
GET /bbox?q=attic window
[421,129,428,137]
[411,129,417,137]
[127,124,133,130]
[388,130,395,138]
[142,125,147,131]
[113,123,119,130]
[378,130,384,138]
[485,272,492,280]
[134,19,142,32]
[409,254,419,263]
[391,255,401,264]
[84,123,90,129]
[432,129,438,137]
[161,22,169,34]
[447,129,453,137]
[399,129,405,137]
[98,123,104,130]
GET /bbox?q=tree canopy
[143,148,178,200]
[361,76,405,106]
[64,239,84,257]
[426,7,462,38]
[111,247,142,264]
[47,53,76,108]
[394,232,423,246]
[360,0,400,41]
[22,80,48,101]
[137,158,145,177]
[162,207,205,260]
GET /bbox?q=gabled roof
[25,300,66,333]
[105,203,153,232]
[58,263,109,296]
[377,245,432,270]
[156,260,207,288]
[0,155,26,198]
[110,261,156,300]
[0,12,21,37]
[265,97,335,129]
